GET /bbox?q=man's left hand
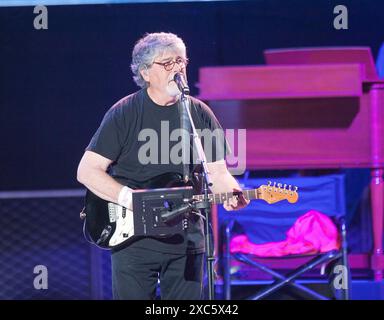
[223,188,250,211]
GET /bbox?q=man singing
[77,32,249,300]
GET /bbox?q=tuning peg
[293,186,298,192]
[267,181,272,186]
[277,183,283,192]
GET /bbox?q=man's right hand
[117,186,134,210]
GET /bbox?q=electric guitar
[81,172,299,249]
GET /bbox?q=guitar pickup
[122,207,126,218]
[107,203,117,223]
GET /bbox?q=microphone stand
[179,90,216,300]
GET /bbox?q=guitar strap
[178,97,192,183]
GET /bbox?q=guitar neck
[192,189,258,205]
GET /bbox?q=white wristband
[117,186,133,210]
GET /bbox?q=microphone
[174,72,190,95]
[160,202,192,223]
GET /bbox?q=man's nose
[173,62,183,72]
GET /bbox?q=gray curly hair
[131,32,187,88]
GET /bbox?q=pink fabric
[230,210,340,257]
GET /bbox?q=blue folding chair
[219,174,350,300]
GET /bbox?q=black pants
[111,246,204,300]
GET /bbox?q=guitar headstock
[257,181,299,204]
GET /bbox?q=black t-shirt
[86,88,228,254]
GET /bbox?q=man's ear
[140,66,150,82]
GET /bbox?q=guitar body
[83,172,194,249]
